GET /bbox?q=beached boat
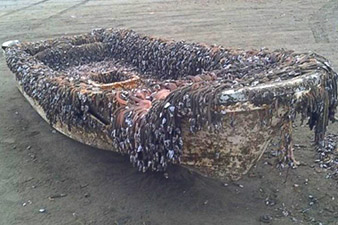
[3,28,337,180]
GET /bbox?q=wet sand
[0,0,337,224]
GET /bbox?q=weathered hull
[18,81,285,180]
[3,28,338,180]
[17,84,114,151]
[181,107,287,180]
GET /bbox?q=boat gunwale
[3,41,327,109]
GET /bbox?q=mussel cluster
[4,28,338,173]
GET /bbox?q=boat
[3,28,338,180]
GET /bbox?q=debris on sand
[315,133,338,180]
[39,208,46,213]
[260,214,273,223]
[48,193,67,200]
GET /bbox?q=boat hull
[181,106,287,180]
[19,81,287,180]
[17,84,114,151]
